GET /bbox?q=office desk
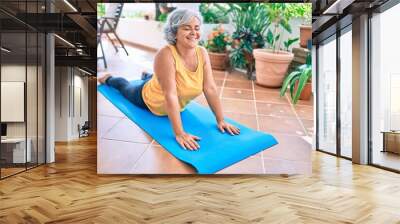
[1,138,31,163]
[381,131,400,154]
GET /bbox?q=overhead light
[54,34,75,48]
[1,47,11,53]
[78,67,93,76]
[63,0,78,12]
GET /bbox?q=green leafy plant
[226,3,270,75]
[264,3,299,53]
[286,3,312,25]
[205,25,231,53]
[97,3,105,18]
[284,38,300,51]
[280,53,312,104]
[156,3,175,23]
[158,13,168,22]
[122,10,147,19]
[199,3,229,24]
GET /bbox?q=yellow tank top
[142,45,204,116]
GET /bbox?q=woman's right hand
[175,132,201,151]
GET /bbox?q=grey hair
[163,9,203,45]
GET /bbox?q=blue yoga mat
[98,80,278,174]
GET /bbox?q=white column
[352,14,369,164]
[46,33,55,163]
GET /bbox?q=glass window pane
[1,0,46,179]
[1,31,27,177]
[318,36,337,154]
[27,31,38,169]
[371,4,400,171]
[340,29,352,158]
[38,32,45,165]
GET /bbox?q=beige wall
[54,66,89,141]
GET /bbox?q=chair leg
[113,32,129,56]
[106,33,119,53]
[99,39,107,68]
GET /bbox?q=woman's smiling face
[176,17,201,48]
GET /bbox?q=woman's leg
[106,76,148,109]
[105,76,130,92]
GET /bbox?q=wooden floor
[0,134,400,223]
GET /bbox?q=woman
[99,9,240,151]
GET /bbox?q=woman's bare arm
[154,48,183,135]
[154,47,200,150]
[200,47,240,135]
[200,47,224,122]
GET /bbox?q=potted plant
[205,25,231,70]
[225,3,270,80]
[289,4,312,48]
[253,3,299,87]
[280,53,312,103]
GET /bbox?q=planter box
[253,49,294,88]
[288,47,310,74]
[208,51,229,70]
[300,25,312,48]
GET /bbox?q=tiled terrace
[97,39,314,174]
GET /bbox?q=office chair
[78,121,90,138]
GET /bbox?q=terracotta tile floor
[97,40,313,174]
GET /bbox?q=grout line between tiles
[285,94,310,138]
[98,113,126,119]
[267,131,314,138]
[221,96,295,106]
[130,139,155,173]
[219,70,228,99]
[252,80,265,173]
[222,86,314,107]
[224,84,282,92]
[101,137,152,145]
[223,110,299,119]
[100,117,125,138]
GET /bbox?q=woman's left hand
[217,120,240,135]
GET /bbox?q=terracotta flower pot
[295,81,312,101]
[300,25,312,48]
[253,49,294,88]
[208,51,228,71]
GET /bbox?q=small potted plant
[253,3,299,87]
[205,25,231,70]
[280,53,312,103]
[292,4,312,48]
